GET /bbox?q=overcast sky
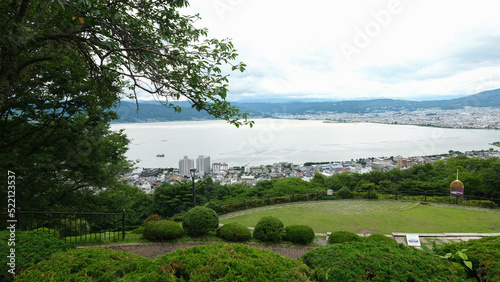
[180,0,500,101]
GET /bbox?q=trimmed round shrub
[337,187,353,199]
[182,206,219,236]
[143,243,311,281]
[284,225,315,245]
[327,231,362,244]
[143,214,162,225]
[16,248,153,282]
[32,227,61,239]
[217,223,252,242]
[143,220,184,241]
[366,233,398,244]
[253,216,284,243]
[302,241,465,281]
[0,231,74,282]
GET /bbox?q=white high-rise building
[196,155,211,176]
[179,156,194,176]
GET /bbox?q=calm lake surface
[110,119,500,168]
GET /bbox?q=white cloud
[182,0,500,101]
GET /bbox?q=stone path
[79,242,315,260]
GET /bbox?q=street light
[190,168,197,207]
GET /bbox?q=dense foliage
[253,216,284,243]
[142,220,184,242]
[16,248,153,281]
[283,225,315,245]
[327,231,362,244]
[0,231,74,282]
[149,244,311,281]
[1,0,249,213]
[182,206,219,236]
[366,234,398,244]
[17,244,311,281]
[216,222,252,242]
[434,236,500,281]
[302,241,465,281]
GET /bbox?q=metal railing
[0,209,126,243]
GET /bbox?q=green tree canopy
[1,0,251,211]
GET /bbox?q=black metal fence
[207,190,500,216]
[0,209,126,243]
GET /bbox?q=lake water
[110,119,500,168]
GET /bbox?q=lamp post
[190,168,197,207]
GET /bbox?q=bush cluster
[434,236,500,281]
[327,231,362,244]
[216,222,252,242]
[182,206,219,236]
[302,241,465,281]
[17,244,311,281]
[143,220,184,242]
[284,225,315,245]
[58,217,90,237]
[337,187,353,199]
[253,216,284,243]
[0,231,74,282]
[32,227,61,239]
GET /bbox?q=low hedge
[182,206,219,236]
[253,216,284,243]
[284,225,315,245]
[327,231,362,244]
[433,236,500,281]
[0,231,74,282]
[143,220,184,241]
[217,223,252,242]
[302,241,465,281]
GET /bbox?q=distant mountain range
[113,88,500,123]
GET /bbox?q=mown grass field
[220,200,500,234]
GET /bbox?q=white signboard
[406,234,421,247]
[327,189,333,196]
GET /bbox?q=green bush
[220,202,245,214]
[327,231,361,244]
[143,220,184,242]
[32,227,61,239]
[143,214,162,225]
[434,236,500,281]
[366,233,397,244]
[58,217,90,237]
[270,196,287,204]
[16,248,156,282]
[246,198,264,208]
[302,241,465,281]
[170,215,184,222]
[284,225,315,245]
[253,216,284,243]
[143,243,311,281]
[182,206,219,236]
[216,223,252,242]
[337,187,353,199]
[0,231,74,282]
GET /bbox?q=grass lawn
[220,200,500,234]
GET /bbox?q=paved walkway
[78,242,316,259]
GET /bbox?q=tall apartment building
[212,163,229,174]
[196,155,211,176]
[179,155,194,176]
